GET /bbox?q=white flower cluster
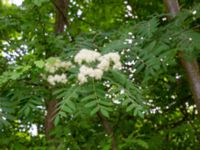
[97,52,122,71]
[45,58,72,73]
[44,57,72,86]
[74,49,122,84]
[74,49,101,64]
[78,65,103,84]
[43,49,122,85]
[47,74,67,86]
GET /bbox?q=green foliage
[0,65,31,86]
[32,0,49,7]
[0,97,16,127]
[53,86,79,125]
[0,0,200,149]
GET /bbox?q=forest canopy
[0,0,200,149]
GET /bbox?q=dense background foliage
[0,0,200,149]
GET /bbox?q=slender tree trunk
[53,0,68,33]
[45,100,58,139]
[45,0,68,140]
[163,0,200,115]
[97,112,117,150]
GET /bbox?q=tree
[0,0,200,149]
[44,0,67,140]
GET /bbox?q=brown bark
[97,112,117,150]
[45,100,58,139]
[53,0,68,33]
[163,0,200,115]
[45,0,68,140]
[179,52,200,111]
[163,0,180,17]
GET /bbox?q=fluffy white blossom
[78,65,103,84]
[47,75,56,85]
[45,63,56,73]
[93,69,103,80]
[97,52,122,70]
[47,74,67,85]
[74,49,101,64]
[97,57,110,71]
[113,62,122,69]
[45,57,72,73]
[57,61,72,70]
[53,59,62,68]
[78,73,88,84]
[109,53,121,63]
[79,65,94,75]
[75,50,122,84]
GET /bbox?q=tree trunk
[45,0,68,140]
[163,0,200,115]
[53,0,68,33]
[45,100,58,140]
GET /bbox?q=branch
[97,112,117,150]
[163,0,200,116]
